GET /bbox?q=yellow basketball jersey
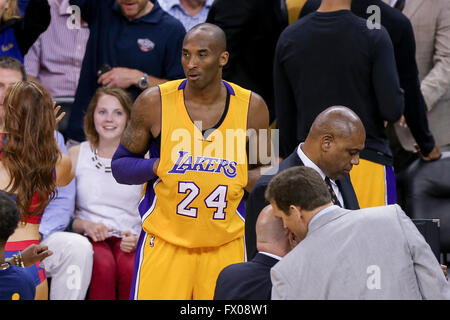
[140,79,250,248]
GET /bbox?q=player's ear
[219,51,229,68]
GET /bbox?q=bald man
[112,23,270,300]
[245,106,363,259]
[214,205,297,300]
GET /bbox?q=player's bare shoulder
[121,86,162,154]
[132,86,162,131]
[247,92,269,131]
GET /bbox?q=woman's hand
[53,102,65,125]
[120,230,138,253]
[83,221,111,242]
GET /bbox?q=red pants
[88,236,135,300]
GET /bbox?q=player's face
[0,67,22,124]
[94,94,128,141]
[320,130,365,180]
[117,0,151,20]
[182,33,228,89]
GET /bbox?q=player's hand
[415,144,442,162]
[98,67,142,89]
[21,244,53,267]
[83,221,111,242]
[120,231,138,253]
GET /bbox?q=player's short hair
[0,192,20,243]
[265,166,331,215]
[84,86,133,147]
[0,57,27,81]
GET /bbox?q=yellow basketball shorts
[130,233,245,300]
[349,158,397,208]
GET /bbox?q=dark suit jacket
[245,150,360,260]
[214,253,278,300]
[206,0,287,122]
[300,0,435,156]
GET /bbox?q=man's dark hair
[265,166,331,214]
[0,57,27,81]
[0,191,20,242]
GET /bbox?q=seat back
[402,152,450,253]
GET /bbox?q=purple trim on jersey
[129,230,147,300]
[222,80,235,96]
[385,165,397,205]
[138,184,157,219]
[177,79,236,96]
[236,196,246,221]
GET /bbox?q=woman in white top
[69,87,142,300]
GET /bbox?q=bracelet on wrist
[12,253,25,268]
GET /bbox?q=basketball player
[111,23,270,300]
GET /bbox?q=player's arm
[246,92,272,192]
[111,87,161,185]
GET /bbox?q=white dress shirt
[297,143,345,207]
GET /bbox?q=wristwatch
[138,73,149,90]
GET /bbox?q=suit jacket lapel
[336,175,360,209]
[307,206,350,235]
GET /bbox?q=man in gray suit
[266,166,450,299]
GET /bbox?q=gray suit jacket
[271,204,450,299]
[387,0,450,150]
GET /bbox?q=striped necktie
[324,177,342,207]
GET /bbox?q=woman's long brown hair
[2,81,59,217]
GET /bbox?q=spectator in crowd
[300,0,442,205]
[24,0,90,139]
[0,56,25,124]
[66,0,186,143]
[388,0,450,163]
[245,106,362,259]
[1,80,74,299]
[206,0,288,123]
[39,131,93,300]
[214,205,297,300]
[0,192,36,300]
[159,0,213,31]
[0,0,50,63]
[274,0,404,209]
[69,87,142,300]
[1,193,53,300]
[0,56,93,300]
[267,166,450,299]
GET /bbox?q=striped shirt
[24,0,89,98]
[158,0,213,31]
